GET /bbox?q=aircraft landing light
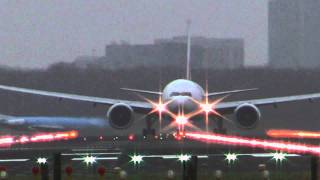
[175,116,188,125]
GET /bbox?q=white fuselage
[162,79,205,113]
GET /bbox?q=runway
[0,134,315,180]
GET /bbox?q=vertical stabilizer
[186,20,192,80]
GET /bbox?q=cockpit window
[170,92,192,97]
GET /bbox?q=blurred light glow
[185,132,320,156]
[83,156,96,165]
[128,134,135,141]
[175,116,188,125]
[37,158,47,164]
[267,129,320,139]
[130,154,143,165]
[225,153,238,164]
[178,154,191,162]
[272,152,287,163]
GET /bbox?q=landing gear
[142,115,156,137]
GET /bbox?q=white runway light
[178,154,191,162]
[83,156,96,165]
[225,153,238,164]
[272,152,287,163]
[130,154,143,165]
[37,157,47,164]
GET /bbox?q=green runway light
[130,154,143,165]
[178,154,191,162]
[224,153,238,164]
[83,156,96,165]
[37,157,47,164]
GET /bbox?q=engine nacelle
[107,103,134,129]
[234,103,261,129]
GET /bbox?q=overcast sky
[0,0,268,68]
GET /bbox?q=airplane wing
[216,93,320,114]
[207,88,258,97]
[0,84,320,115]
[121,88,162,95]
[0,85,152,113]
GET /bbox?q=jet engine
[234,103,261,129]
[107,103,134,129]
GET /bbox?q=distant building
[269,0,320,69]
[102,36,244,69]
[155,36,244,69]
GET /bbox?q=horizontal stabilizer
[207,88,258,97]
[121,88,162,95]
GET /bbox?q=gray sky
[0,0,268,68]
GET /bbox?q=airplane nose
[167,97,197,113]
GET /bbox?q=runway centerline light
[225,153,238,164]
[37,158,47,164]
[130,154,143,165]
[83,156,96,165]
[178,154,191,162]
[272,152,287,163]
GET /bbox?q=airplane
[0,24,320,136]
[0,112,157,139]
[0,114,110,136]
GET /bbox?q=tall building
[269,0,320,68]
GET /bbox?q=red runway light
[128,134,135,141]
[32,167,40,175]
[267,129,320,139]
[65,166,73,176]
[185,131,320,156]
